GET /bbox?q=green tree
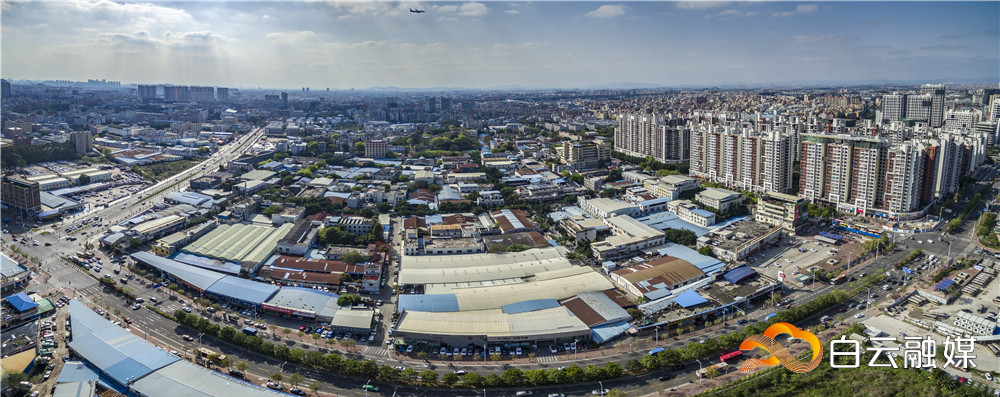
[419,370,439,385]
[78,173,91,185]
[270,372,283,385]
[288,373,304,389]
[342,251,365,265]
[441,372,459,386]
[501,368,525,386]
[309,382,321,394]
[463,371,485,387]
[262,205,285,216]
[401,368,419,381]
[697,246,715,257]
[664,228,697,246]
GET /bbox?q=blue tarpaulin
[673,289,708,308]
[5,292,37,312]
[934,278,956,291]
[723,266,757,284]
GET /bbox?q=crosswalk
[77,284,103,297]
[363,346,391,357]
[535,355,559,363]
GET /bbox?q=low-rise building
[592,215,666,261]
[151,222,216,257]
[696,188,744,213]
[275,219,319,256]
[672,200,716,227]
[609,255,706,300]
[271,206,305,226]
[339,216,373,235]
[754,192,808,232]
[697,221,782,262]
[490,209,539,234]
[643,175,699,201]
[577,197,641,219]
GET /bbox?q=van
[367,334,375,344]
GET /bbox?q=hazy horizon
[3,1,998,89]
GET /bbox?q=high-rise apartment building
[797,129,986,218]
[614,113,689,163]
[163,85,190,101]
[879,85,946,127]
[921,84,946,128]
[1,79,10,99]
[137,84,157,100]
[216,87,229,101]
[1,177,41,216]
[881,93,906,123]
[944,110,979,130]
[688,119,794,194]
[426,97,437,113]
[440,97,453,111]
[70,131,93,155]
[190,86,215,101]
[280,92,288,109]
[560,141,610,170]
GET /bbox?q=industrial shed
[130,360,287,397]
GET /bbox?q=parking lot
[748,237,851,281]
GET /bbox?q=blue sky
[2,1,997,88]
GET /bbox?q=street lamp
[364,380,371,397]
[599,381,605,395]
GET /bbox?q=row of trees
[159,273,877,390]
[610,151,690,174]
[1,141,80,168]
[318,219,383,247]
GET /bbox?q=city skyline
[2,1,999,89]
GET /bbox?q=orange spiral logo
[738,322,823,373]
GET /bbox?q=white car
[855,313,865,319]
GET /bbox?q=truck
[242,327,258,336]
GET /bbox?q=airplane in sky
[409,8,425,13]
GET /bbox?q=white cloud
[504,9,520,15]
[674,2,729,10]
[706,9,744,19]
[457,2,488,17]
[585,5,626,18]
[265,31,317,43]
[773,4,819,17]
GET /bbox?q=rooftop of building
[709,221,780,251]
[697,187,742,201]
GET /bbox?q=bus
[720,351,743,363]
[829,275,847,285]
[696,362,729,378]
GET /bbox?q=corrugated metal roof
[205,276,279,305]
[397,258,572,285]
[723,266,757,284]
[181,223,293,265]
[68,313,179,386]
[52,381,96,397]
[673,289,708,308]
[397,294,461,312]
[263,288,339,318]
[131,360,287,397]
[132,252,226,291]
[55,361,100,384]
[501,299,561,314]
[453,271,614,311]
[591,320,632,344]
[400,246,567,269]
[69,300,115,339]
[330,307,374,330]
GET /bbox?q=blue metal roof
[69,300,115,339]
[131,252,226,291]
[591,320,632,344]
[723,266,758,284]
[68,314,179,386]
[5,292,37,312]
[657,245,724,274]
[171,252,243,275]
[205,276,280,305]
[636,212,710,236]
[673,289,708,308]
[397,294,460,312]
[501,299,561,314]
[55,361,101,384]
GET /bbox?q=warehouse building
[180,222,294,274]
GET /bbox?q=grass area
[132,159,199,183]
[705,351,990,397]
